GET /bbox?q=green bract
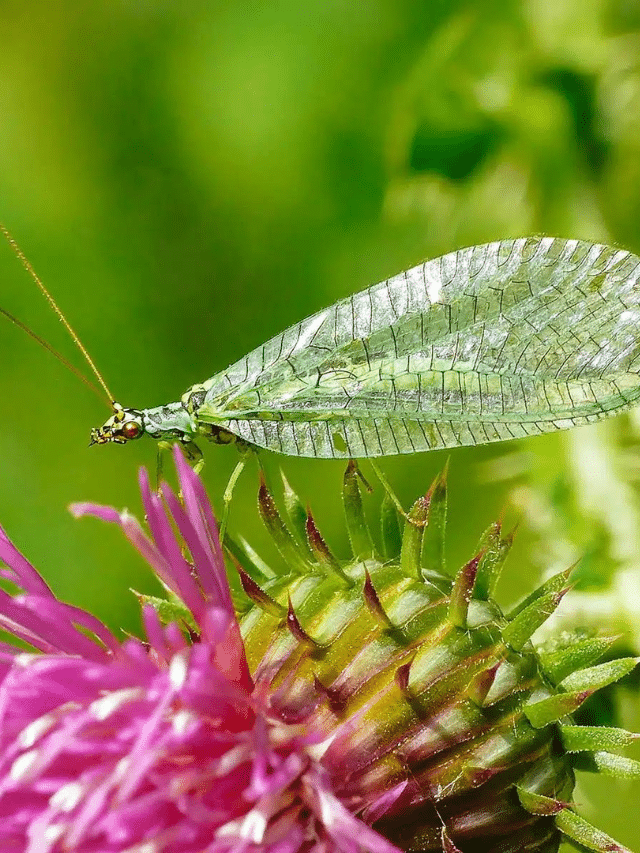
[229,466,638,853]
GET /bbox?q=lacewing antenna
[0,304,107,402]
[0,223,115,405]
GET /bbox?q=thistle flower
[0,448,637,853]
[0,450,398,853]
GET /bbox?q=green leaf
[223,531,274,581]
[258,476,310,574]
[507,567,572,619]
[237,567,285,618]
[343,461,375,561]
[400,494,430,581]
[555,808,632,852]
[502,588,568,651]
[448,553,481,628]
[305,508,352,585]
[380,491,402,561]
[421,466,447,575]
[281,471,311,548]
[573,750,640,779]
[516,786,567,816]
[473,521,513,600]
[560,725,639,754]
[560,657,639,693]
[538,635,618,685]
[363,569,395,631]
[134,592,196,633]
[525,690,595,728]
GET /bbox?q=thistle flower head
[0,449,398,853]
[0,447,637,853]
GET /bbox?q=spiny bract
[228,463,639,853]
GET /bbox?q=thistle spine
[234,464,639,853]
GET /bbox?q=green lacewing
[88,236,640,459]
[3,228,639,460]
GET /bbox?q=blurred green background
[1,1,640,846]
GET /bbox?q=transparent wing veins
[195,237,640,457]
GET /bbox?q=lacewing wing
[87,236,640,459]
[186,237,640,457]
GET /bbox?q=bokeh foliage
[1,1,640,846]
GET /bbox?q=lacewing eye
[122,422,142,440]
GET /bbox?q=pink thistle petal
[142,604,173,662]
[76,499,206,618]
[200,607,252,690]
[0,456,403,853]
[69,503,121,524]
[0,591,115,660]
[360,780,409,823]
[173,446,226,594]
[164,621,190,654]
[162,479,230,608]
[0,592,61,653]
[0,524,54,598]
[139,468,209,621]
[40,600,121,656]
[305,770,402,853]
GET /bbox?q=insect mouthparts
[90,403,145,446]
